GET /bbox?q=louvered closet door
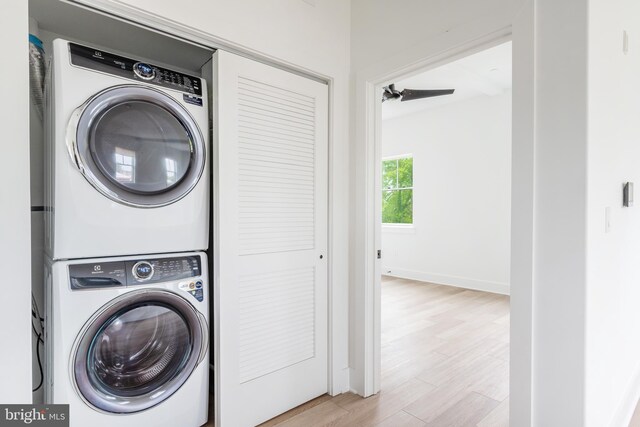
[213,50,328,427]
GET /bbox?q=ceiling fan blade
[400,88,455,102]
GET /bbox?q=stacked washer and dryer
[44,39,210,426]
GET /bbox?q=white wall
[381,92,512,295]
[586,0,640,425]
[0,0,33,403]
[78,0,350,77]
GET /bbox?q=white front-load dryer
[45,252,209,427]
[46,39,209,260]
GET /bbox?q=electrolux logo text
[0,405,68,427]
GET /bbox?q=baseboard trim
[610,360,640,427]
[382,267,510,295]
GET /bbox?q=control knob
[133,62,156,80]
[132,261,154,281]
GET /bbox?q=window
[165,158,177,186]
[114,147,135,183]
[382,155,413,224]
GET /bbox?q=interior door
[213,50,328,427]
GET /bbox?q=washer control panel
[132,261,154,281]
[68,42,203,96]
[125,256,201,285]
[70,255,202,289]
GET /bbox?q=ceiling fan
[381,83,455,103]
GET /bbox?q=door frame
[68,0,344,395]
[352,6,536,425]
[368,29,513,393]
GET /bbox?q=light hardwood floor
[249,276,511,427]
[630,401,640,427]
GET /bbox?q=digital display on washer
[68,42,203,97]
[69,256,201,290]
[125,256,201,285]
[69,261,126,289]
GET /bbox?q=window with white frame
[382,155,413,224]
[114,147,135,184]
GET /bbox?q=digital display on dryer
[68,42,203,96]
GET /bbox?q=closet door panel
[213,50,328,427]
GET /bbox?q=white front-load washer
[46,39,210,260]
[45,252,209,427]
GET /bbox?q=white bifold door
[213,50,328,426]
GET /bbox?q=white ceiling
[382,41,512,120]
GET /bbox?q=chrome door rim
[67,85,206,208]
[71,289,206,414]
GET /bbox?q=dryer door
[73,289,207,414]
[69,85,206,207]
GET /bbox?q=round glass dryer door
[73,290,206,413]
[70,85,206,207]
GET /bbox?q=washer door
[69,85,206,207]
[73,289,207,414]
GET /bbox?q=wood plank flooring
[209,276,511,426]
[630,400,640,427]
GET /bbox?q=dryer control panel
[69,42,203,96]
[69,255,202,290]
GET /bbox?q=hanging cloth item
[29,34,46,120]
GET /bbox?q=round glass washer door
[73,290,207,414]
[69,85,206,208]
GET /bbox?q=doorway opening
[377,41,512,424]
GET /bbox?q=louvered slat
[237,76,316,256]
[237,267,315,383]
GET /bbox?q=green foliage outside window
[382,156,413,224]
